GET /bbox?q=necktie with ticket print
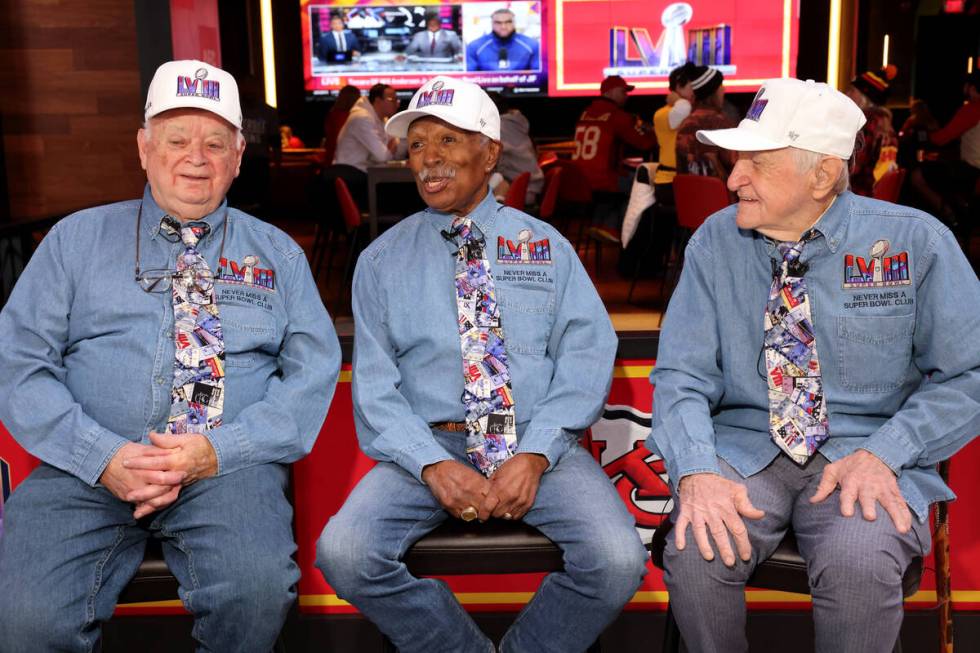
[764,234,828,464]
[450,216,518,476]
[161,217,225,434]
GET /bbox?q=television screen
[301,0,548,95]
[549,0,799,96]
[300,0,798,97]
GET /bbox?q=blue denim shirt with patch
[351,190,617,481]
[0,185,342,486]
[646,191,980,521]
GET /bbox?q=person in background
[466,8,540,72]
[319,13,361,63]
[334,83,401,205]
[0,59,341,652]
[653,62,697,205]
[915,70,980,229]
[322,85,361,166]
[675,66,736,181]
[488,92,545,205]
[846,66,899,196]
[280,125,305,149]
[403,12,462,59]
[574,75,657,243]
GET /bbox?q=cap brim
[624,84,636,92]
[696,127,786,152]
[386,107,498,140]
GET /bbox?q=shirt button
[156,377,165,385]
[166,330,174,339]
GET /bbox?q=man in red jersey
[573,75,657,242]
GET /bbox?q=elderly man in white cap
[647,78,980,652]
[316,76,647,653]
[0,60,341,651]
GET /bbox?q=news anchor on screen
[319,13,361,63]
[404,13,462,59]
[466,8,539,71]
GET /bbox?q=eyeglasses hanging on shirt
[133,201,228,298]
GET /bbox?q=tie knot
[778,240,804,264]
[180,223,210,247]
[450,217,476,242]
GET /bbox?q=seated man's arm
[612,110,657,152]
[929,102,980,146]
[404,34,421,56]
[645,236,763,565]
[0,223,131,485]
[350,254,453,477]
[0,222,183,511]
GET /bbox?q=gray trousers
[663,455,930,653]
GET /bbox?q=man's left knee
[808,527,914,592]
[567,527,648,601]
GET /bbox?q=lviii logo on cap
[177,67,220,102]
[417,80,455,108]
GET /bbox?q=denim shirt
[0,185,342,486]
[646,191,980,521]
[352,190,617,481]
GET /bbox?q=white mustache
[418,167,457,182]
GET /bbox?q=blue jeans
[0,463,298,653]
[664,456,930,653]
[316,431,648,653]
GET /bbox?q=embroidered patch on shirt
[496,229,552,264]
[218,255,276,291]
[842,239,911,288]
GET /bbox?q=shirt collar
[143,183,227,245]
[429,188,500,250]
[807,191,850,254]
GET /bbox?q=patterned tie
[162,217,225,434]
[764,234,828,464]
[430,32,436,54]
[450,216,518,476]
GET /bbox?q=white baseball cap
[386,76,500,141]
[144,60,242,130]
[696,78,867,159]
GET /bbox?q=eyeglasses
[133,201,228,298]
[136,267,215,297]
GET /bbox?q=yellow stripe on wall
[613,365,653,379]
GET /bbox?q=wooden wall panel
[0,0,147,222]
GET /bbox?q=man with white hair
[647,78,980,652]
[316,76,647,653]
[0,60,341,651]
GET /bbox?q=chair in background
[550,159,594,245]
[535,167,563,224]
[330,177,367,314]
[310,163,366,284]
[503,171,532,211]
[873,167,907,203]
[380,518,601,653]
[657,175,731,320]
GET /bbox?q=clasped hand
[422,453,549,522]
[99,431,218,519]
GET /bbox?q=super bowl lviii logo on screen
[588,405,672,544]
[0,457,11,539]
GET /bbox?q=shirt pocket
[837,314,914,393]
[496,284,556,356]
[218,303,278,368]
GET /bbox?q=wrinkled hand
[481,453,548,520]
[100,442,186,519]
[422,460,492,520]
[675,473,765,566]
[123,432,218,485]
[810,450,911,534]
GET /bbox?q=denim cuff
[74,425,130,487]
[517,427,573,471]
[668,448,722,486]
[206,422,252,476]
[859,423,919,475]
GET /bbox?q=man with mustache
[316,76,647,652]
